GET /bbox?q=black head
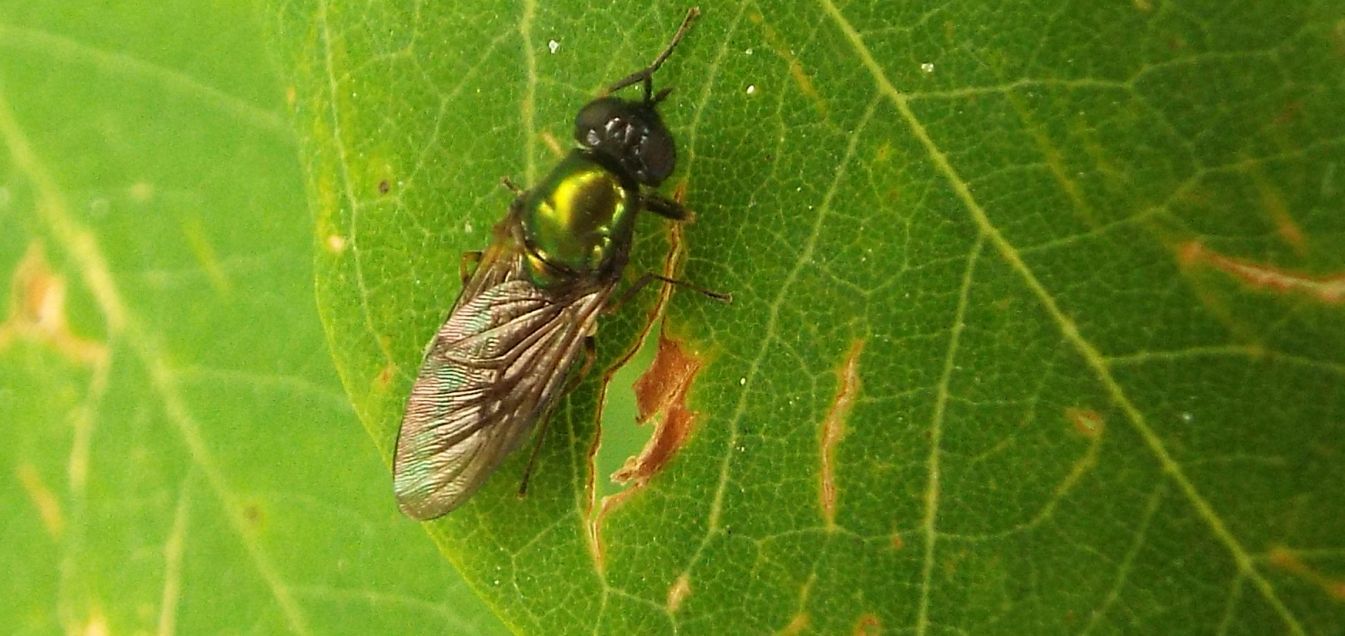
[574,96,676,187]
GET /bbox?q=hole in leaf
[593,325,660,502]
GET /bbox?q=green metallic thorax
[517,152,637,287]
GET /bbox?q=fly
[393,8,726,520]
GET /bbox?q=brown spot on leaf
[374,363,396,390]
[890,532,905,550]
[377,179,390,195]
[780,612,810,635]
[750,10,827,117]
[1065,407,1104,439]
[0,243,106,365]
[1272,99,1303,127]
[666,573,692,613]
[1268,545,1345,601]
[671,179,689,205]
[587,506,609,574]
[614,333,704,485]
[1273,216,1306,255]
[853,613,881,636]
[1176,240,1203,267]
[1179,241,1345,304]
[821,340,864,530]
[540,130,565,159]
[17,462,63,538]
[242,502,264,528]
[585,224,699,572]
[1245,161,1307,254]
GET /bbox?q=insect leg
[564,336,597,394]
[642,192,691,220]
[458,251,484,284]
[515,414,548,498]
[500,176,524,196]
[607,272,731,315]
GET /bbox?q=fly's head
[574,95,676,188]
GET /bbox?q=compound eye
[574,96,676,186]
[635,126,676,185]
[574,97,625,149]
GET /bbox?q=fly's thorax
[519,152,638,287]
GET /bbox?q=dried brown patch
[613,333,704,485]
[890,532,905,550]
[1246,162,1306,254]
[17,462,63,538]
[585,221,698,572]
[588,333,707,573]
[666,573,692,613]
[875,142,891,163]
[374,363,396,389]
[1268,545,1345,601]
[780,612,810,636]
[821,340,864,530]
[1272,99,1303,127]
[1179,241,1345,304]
[242,502,265,529]
[671,179,689,205]
[0,243,106,365]
[587,503,609,574]
[1065,407,1104,439]
[750,10,827,117]
[377,179,390,195]
[853,613,881,636]
[540,130,564,159]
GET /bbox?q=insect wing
[393,255,607,520]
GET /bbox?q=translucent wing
[393,245,608,520]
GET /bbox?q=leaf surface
[287,1,1345,633]
[0,1,502,633]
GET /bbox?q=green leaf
[286,1,1345,633]
[0,2,502,633]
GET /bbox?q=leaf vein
[1081,485,1167,634]
[818,1,1305,632]
[318,0,397,376]
[0,22,291,138]
[917,233,983,635]
[0,87,312,636]
[676,94,882,604]
[519,0,539,183]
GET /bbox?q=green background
[5,1,1345,634]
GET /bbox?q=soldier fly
[393,8,724,520]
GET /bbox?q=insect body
[394,9,714,520]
